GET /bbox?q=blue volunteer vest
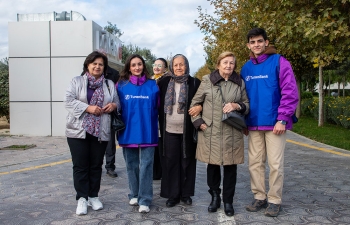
[241,54,281,126]
[117,79,159,144]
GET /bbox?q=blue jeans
[123,147,155,206]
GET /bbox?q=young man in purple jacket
[240,28,299,217]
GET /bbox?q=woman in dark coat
[158,54,201,207]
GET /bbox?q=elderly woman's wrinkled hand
[188,105,202,117]
[223,103,240,114]
[102,103,117,114]
[86,105,103,116]
[200,123,207,131]
[223,103,234,114]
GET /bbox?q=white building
[8,11,123,136]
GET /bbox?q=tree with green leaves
[193,64,211,80]
[0,58,9,121]
[122,43,157,75]
[104,21,123,37]
[104,22,157,74]
[196,0,350,126]
[335,59,350,97]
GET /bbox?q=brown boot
[246,199,267,212]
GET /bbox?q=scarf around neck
[164,73,189,115]
[82,73,105,137]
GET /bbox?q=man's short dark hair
[247,28,268,42]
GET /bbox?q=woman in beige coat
[190,51,249,216]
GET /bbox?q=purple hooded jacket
[246,46,299,130]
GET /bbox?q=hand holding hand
[188,105,202,117]
[102,103,117,114]
[86,105,103,116]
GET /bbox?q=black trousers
[207,164,237,204]
[105,129,116,171]
[160,132,196,199]
[67,133,107,200]
[153,137,163,179]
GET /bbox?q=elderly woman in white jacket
[64,51,120,216]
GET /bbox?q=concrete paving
[0,131,349,224]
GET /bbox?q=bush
[301,91,313,99]
[301,98,314,117]
[0,58,9,120]
[301,96,350,129]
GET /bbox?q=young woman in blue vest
[117,54,159,213]
[158,54,201,207]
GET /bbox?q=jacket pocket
[66,114,80,129]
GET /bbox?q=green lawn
[292,116,350,151]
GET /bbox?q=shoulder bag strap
[105,79,111,95]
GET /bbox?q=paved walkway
[0,131,349,224]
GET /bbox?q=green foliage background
[301,97,350,129]
[0,58,9,120]
[104,21,157,75]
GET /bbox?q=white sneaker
[139,205,150,213]
[87,197,103,210]
[76,197,87,215]
[129,198,138,206]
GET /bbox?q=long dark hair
[120,54,150,81]
[82,51,108,75]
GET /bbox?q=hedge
[301,96,350,129]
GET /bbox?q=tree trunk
[318,65,324,127]
[296,78,301,118]
[328,74,331,97]
[342,75,345,97]
[338,82,340,96]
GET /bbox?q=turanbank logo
[245,75,269,81]
[125,95,149,100]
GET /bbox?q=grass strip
[292,116,350,151]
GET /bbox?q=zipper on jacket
[220,82,225,165]
[209,83,214,163]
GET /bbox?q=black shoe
[246,199,267,212]
[208,189,221,212]
[106,170,118,178]
[166,198,180,207]
[265,203,281,217]
[224,203,234,216]
[181,197,192,205]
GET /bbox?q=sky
[0,0,214,75]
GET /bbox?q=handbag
[222,111,246,131]
[105,80,125,132]
[110,110,125,132]
[218,84,247,131]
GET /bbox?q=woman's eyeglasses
[152,64,163,68]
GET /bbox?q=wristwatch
[278,120,287,125]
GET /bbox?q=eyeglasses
[152,64,163,68]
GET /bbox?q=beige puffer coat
[190,71,249,165]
